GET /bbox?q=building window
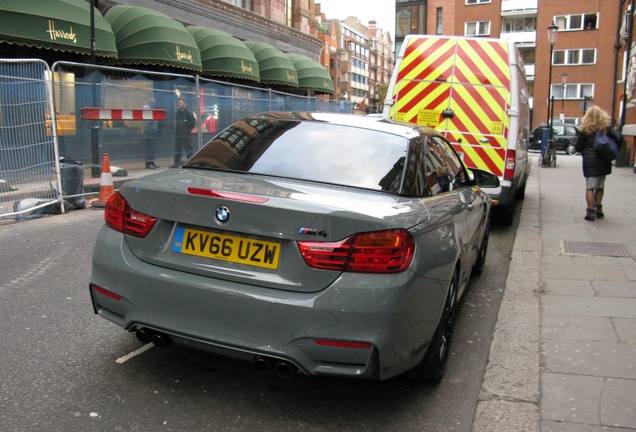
[502,17,536,33]
[351,73,368,85]
[466,0,491,4]
[465,21,490,37]
[554,13,598,31]
[229,0,252,10]
[519,48,535,65]
[553,49,596,65]
[285,0,292,27]
[436,8,443,35]
[551,83,594,99]
[397,3,427,37]
[622,10,633,39]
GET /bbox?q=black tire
[516,180,526,201]
[566,143,576,155]
[472,222,489,276]
[496,198,516,226]
[541,150,553,167]
[410,267,459,384]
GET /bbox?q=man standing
[143,97,159,169]
[171,97,196,168]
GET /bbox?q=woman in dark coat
[575,105,623,221]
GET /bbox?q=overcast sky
[314,0,396,36]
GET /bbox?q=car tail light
[105,192,157,238]
[297,229,414,273]
[504,150,516,179]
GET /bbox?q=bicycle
[540,138,557,167]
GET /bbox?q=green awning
[105,5,201,72]
[287,53,334,94]
[244,41,298,87]
[187,26,259,82]
[0,0,117,58]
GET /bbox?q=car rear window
[187,119,409,192]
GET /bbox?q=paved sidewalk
[473,153,636,432]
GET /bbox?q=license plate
[173,227,280,269]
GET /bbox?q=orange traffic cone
[92,153,115,208]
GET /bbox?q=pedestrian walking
[171,97,196,168]
[143,97,160,169]
[574,105,623,221]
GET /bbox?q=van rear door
[388,36,511,177]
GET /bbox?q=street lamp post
[560,73,568,122]
[90,0,100,177]
[546,23,559,129]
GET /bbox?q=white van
[383,35,530,224]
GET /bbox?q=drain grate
[561,240,631,257]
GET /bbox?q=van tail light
[297,229,414,273]
[504,150,516,179]
[105,192,157,238]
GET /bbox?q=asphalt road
[0,206,517,432]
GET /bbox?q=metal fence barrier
[0,59,63,220]
[0,59,353,220]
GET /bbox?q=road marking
[116,343,154,364]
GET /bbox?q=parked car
[89,112,498,383]
[530,123,579,154]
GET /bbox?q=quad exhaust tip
[135,328,173,347]
[253,355,298,378]
[135,328,153,344]
[135,330,295,377]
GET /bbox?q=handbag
[593,130,618,162]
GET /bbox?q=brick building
[313,5,395,112]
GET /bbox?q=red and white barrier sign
[80,107,167,121]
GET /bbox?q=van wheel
[496,200,516,226]
[410,267,458,383]
[516,181,526,201]
[566,143,576,155]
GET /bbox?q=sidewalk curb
[472,159,542,432]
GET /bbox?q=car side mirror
[469,169,500,188]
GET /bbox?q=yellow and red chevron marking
[390,37,511,176]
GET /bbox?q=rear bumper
[481,180,516,207]
[491,184,516,207]
[90,228,446,380]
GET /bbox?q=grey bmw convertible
[90,112,497,382]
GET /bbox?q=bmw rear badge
[215,206,230,224]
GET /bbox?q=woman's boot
[585,207,596,221]
[595,204,604,218]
